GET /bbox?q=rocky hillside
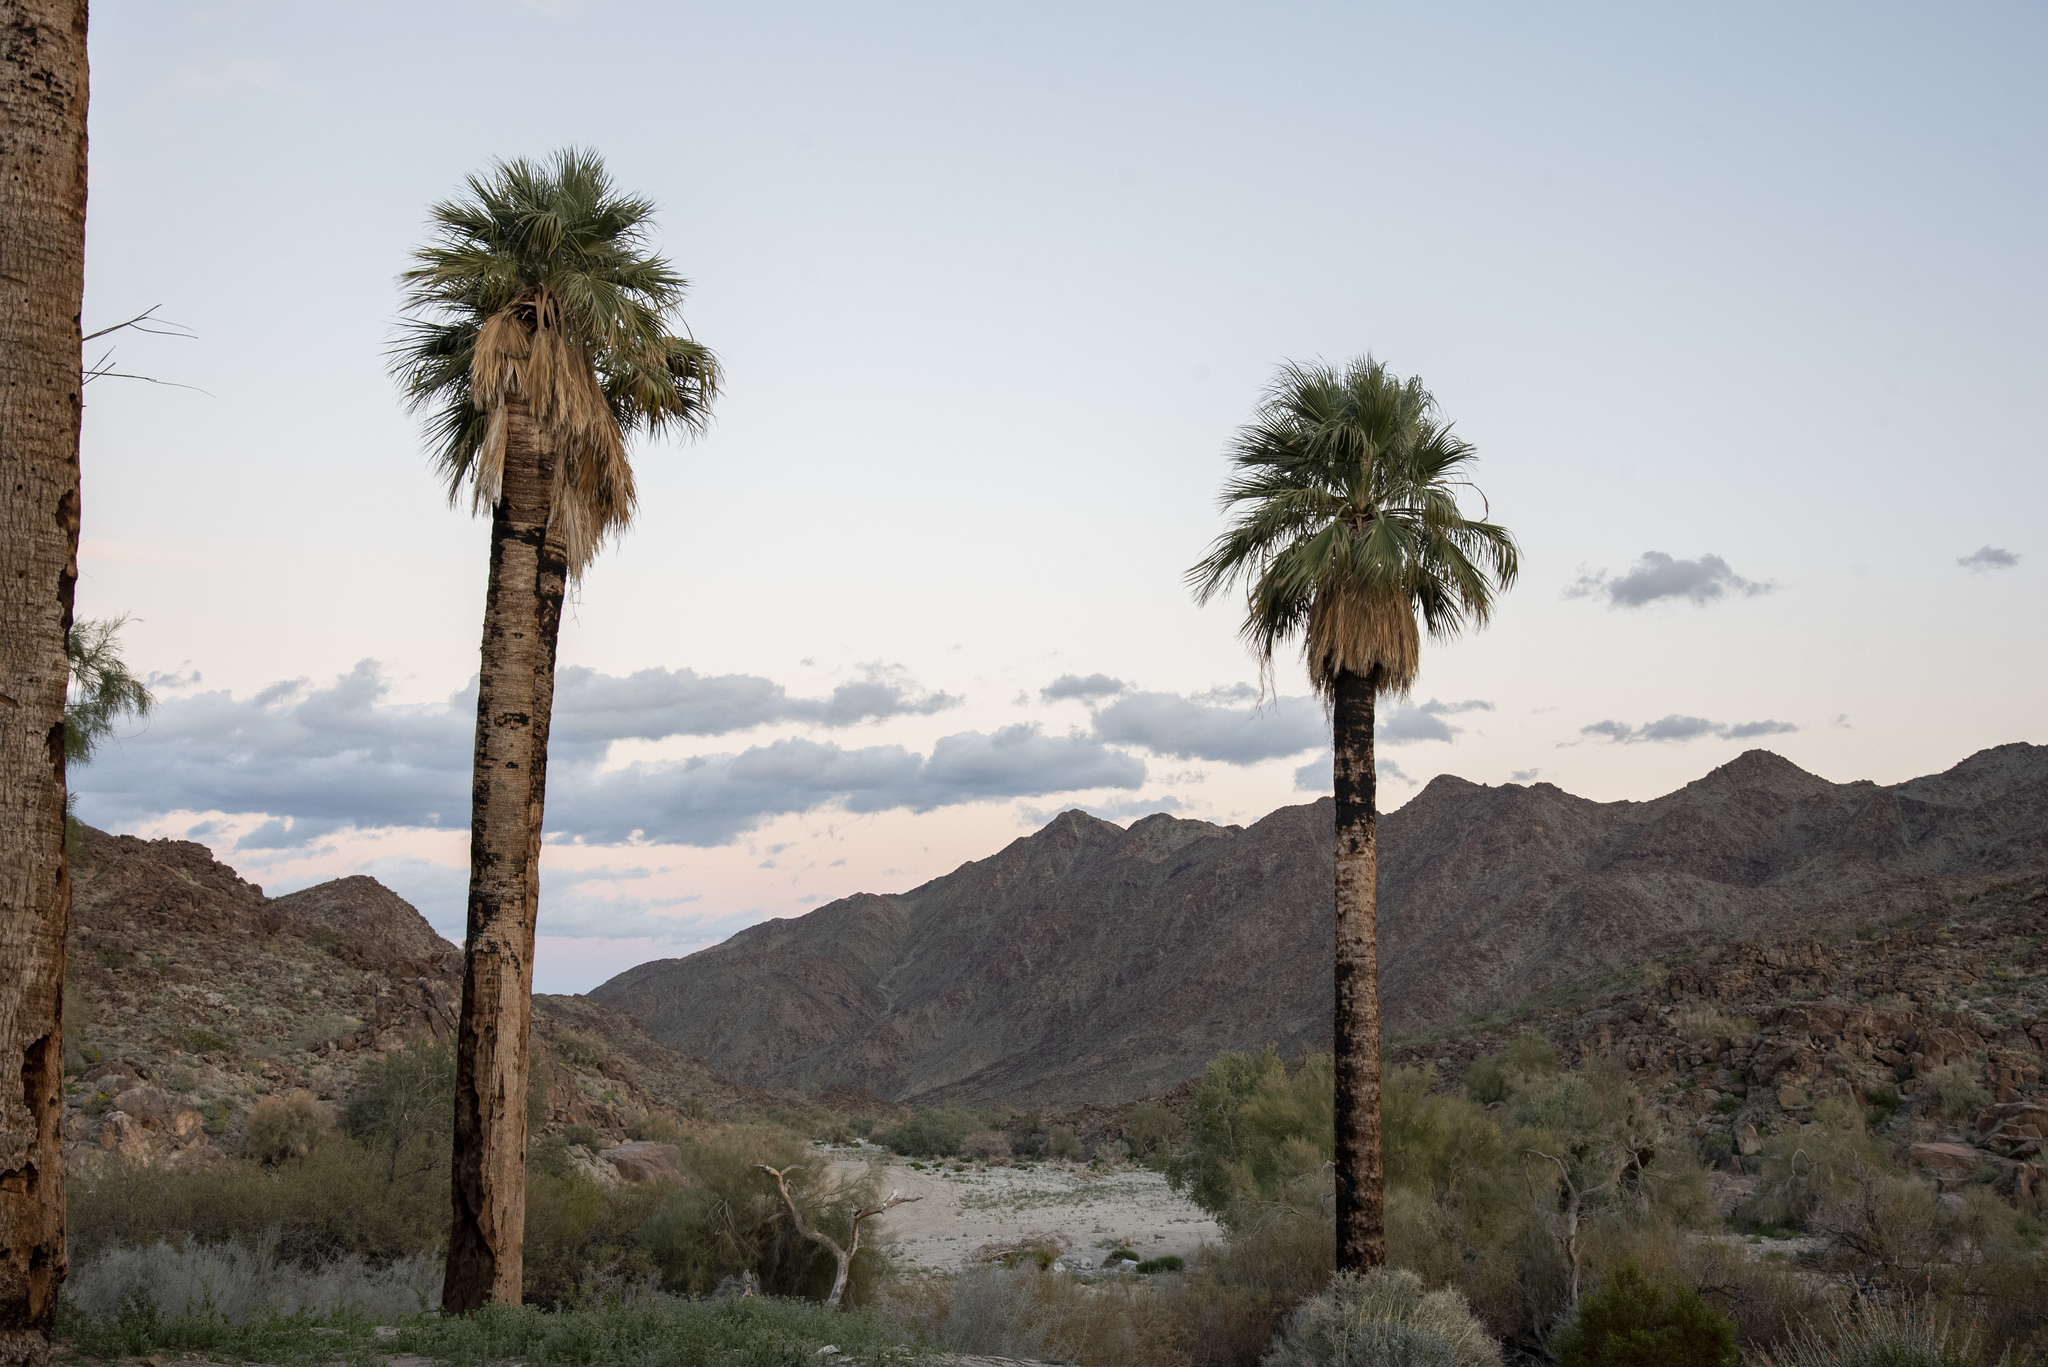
[1387,873,2048,1208]
[64,825,749,1173]
[590,744,2048,1109]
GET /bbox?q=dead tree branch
[758,1163,922,1310]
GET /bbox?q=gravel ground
[823,1146,1224,1272]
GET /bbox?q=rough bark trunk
[0,6,87,1364]
[1332,664,1385,1270]
[443,396,564,1313]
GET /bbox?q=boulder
[1905,1142,1989,1192]
[567,1144,623,1187]
[1734,1122,1762,1156]
[95,1111,148,1162]
[1977,1100,2048,1160]
[598,1140,683,1184]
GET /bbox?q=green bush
[1262,1266,1502,1367]
[1166,1049,1333,1227]
[1048,1125,1080,1160]
[1137,1255,1185,1274]
[1553,1264,1735,1367]
[873,1107,976,1158]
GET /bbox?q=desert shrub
[1127,1101,1182,1167]
[962,1129,1012,1162]
[625,1108,689,1145]
[1167,1049,1333,1228]
[63,1236,437,1322]
[1738,1106,1892,1231]
[1138,1255,1186,1273]
[1048,1125,1080,1160]
[1465,1033,1563,1105]
[1577,1222,1833,1355]
[1262,1266,1502,1367]
[1758,1294,1984,1367]
[551,1027,607,1068]
[1917,1057,1991,1124]
[1552,1264,1735,1367]
[1671,1009,1736,1043]
[62,1289,914,1365]
[242,1092,334,1166]
[175,1026,233,1054]
[874,1107,975,1158]
[880,1264,1205,1366]
[69,1133,449,1268]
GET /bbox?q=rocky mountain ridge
[590,744,2048,1109]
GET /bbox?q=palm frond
[391,147,720,577]
[1188,356,1519,700]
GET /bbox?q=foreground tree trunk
[0,6,87,1364]
[1332,664,1384,1271]
[443,396,565,1313]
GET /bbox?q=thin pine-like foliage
[66,615,153,764]
[390,148,719,576]
[1188,358,1517,699]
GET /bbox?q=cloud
[1091,690,1325,764]
[1510,768,1542,783]
[1957,545,2019,573]
[550,661,958,760]
[1040,673,1128,702]
[73,660,1136,849]
[1579,715,1798,744]
[1377,698,1493,746]
[549,726,1145,846]
[1566,552,1774,607]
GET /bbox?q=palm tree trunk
[1332,664,1385,1270]
[443,396,566,1313]
[0,5,88,1363]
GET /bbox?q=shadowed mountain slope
[591,744,2048,1109]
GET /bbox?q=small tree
[757,1163,919,1310]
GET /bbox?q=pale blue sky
[75,2,2045,991]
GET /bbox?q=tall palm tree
[1188,357,1517,1271]
[0,4,89,1362]
[392,149,718,1312]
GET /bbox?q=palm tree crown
[1188,357,1518,698]
[391,147,719,575]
